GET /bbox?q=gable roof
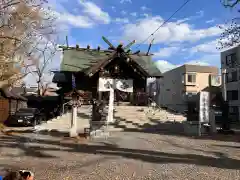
[85,52,150,77]
[60,47,162,77]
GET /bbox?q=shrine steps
[106,105,186,132]
[34,105,186,134]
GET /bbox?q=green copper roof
[60,48,162,77]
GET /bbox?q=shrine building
[53,42,162,105]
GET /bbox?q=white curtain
[115,79,133,92]
[98,78,114,92]
[98,78,133,92]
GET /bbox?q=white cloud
[120,0,132,4]
[115,18,129,24]
[56,12,94,28]
[79,0,111,24]
[123,16,223,44]
[142,13,149,18]
[185,54,220,68]
[130,12,137,17]
[51,0,111,29]
[121,10,127,15]
[206,19,215,24]
[141,6,150,11]
[196,10,204,18]
[155,54,220,73]
[154,47,180,58]
[111,6,116,12]
[190,40,220,54]
[176,17,191,24]
[176,10,204,25]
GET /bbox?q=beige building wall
[184,73,213,92]
[159,64,219,113]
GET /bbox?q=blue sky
[25,0,239,86]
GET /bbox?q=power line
[134,0,193,50]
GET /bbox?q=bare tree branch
[0,0,59,89]
[221,0,240,8]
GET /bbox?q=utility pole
[221,68,227,101]
[220,68,234,134]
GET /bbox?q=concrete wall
[159,66,186,112]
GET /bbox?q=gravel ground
[0,131,239,180]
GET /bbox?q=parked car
[6,108,45,126]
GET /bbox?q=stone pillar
[107,89,114,123]
[130,92,134,104]
[70,105,78,137]
[209,108,217,133]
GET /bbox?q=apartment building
[158,64,221,113]
[221,45,240,121]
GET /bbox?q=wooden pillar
[98,91,102,101]
[130,92,134,104]
[143,77,147,92]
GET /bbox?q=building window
[210,74,221,86]
[227,90,238,101]
[187,73,196,83]
[226,53,237,67]
[229,106,239,114]
[229,106,239,122]
[227,70,238,82]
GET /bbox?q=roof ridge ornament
[102,36,138,55]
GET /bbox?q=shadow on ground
[2,111,240,143]
[112,116,240,143]
[0,133,240,170]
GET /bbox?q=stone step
[34,105,187,134]
[114,115,147,119]
[106,126,124,132]
[164,116,185,118]
[115,111,170,115]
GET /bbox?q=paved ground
[0,131,239,180]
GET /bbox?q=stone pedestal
[183,121,208,136]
